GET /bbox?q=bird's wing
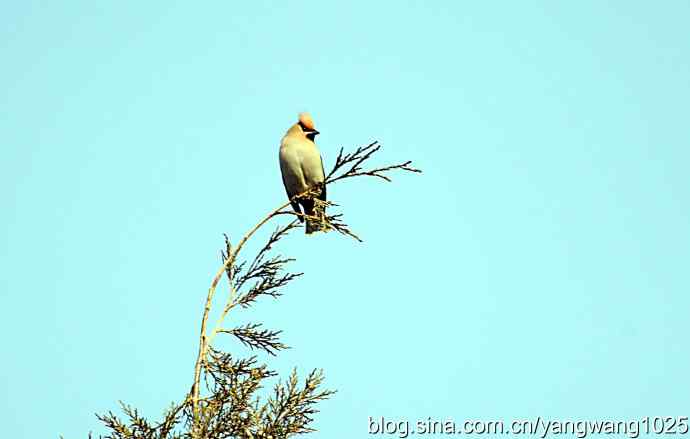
[299,143,326,192]
[279,142,305,218]
[319,155,327,201]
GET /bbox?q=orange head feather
[298,112,315,131]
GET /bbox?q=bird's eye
[298,122,306,130]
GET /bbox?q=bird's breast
[280,137,325,187]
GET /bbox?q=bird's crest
[298,112,315,130]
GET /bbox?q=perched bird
[279,112,327,234]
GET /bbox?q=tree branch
[189,140,420,437]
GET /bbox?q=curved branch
[191,199,292,431]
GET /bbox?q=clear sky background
[1,1,689,438]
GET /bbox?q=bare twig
[325,141,422,184]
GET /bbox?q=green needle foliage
[84,141,420,439]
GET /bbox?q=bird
[279,112,327,234]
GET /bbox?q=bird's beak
[308,129,320,136]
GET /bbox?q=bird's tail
[305,217,321,234]
[304,198,328,235]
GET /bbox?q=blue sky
[1,1,689,438]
